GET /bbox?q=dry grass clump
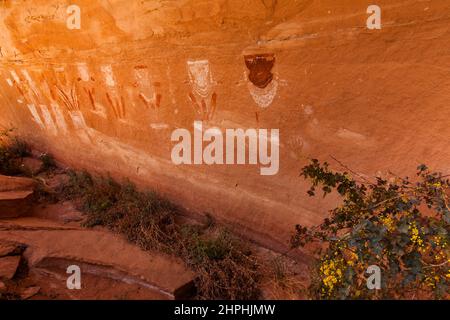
[0,129,31,176]
[181,227,261,300]
[59,170,261,300]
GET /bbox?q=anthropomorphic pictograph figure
[187,60,217,121]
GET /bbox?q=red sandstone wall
[1,0,450,250]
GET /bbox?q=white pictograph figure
[134,66,166,129]
[10,68,59,135]
[134,66,162,111]
[101,64,126,120]
[77,63,106,118]
[26,104,45,129]
[187,60,217,121]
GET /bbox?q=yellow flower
[319,257,345,297]
[409,222,425,249]
[433,235,448,248]
[346,251,358,267]
[380,215,395,232]
[434,250,447,262]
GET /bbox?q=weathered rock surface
[30,202,85,224]
[19,286,40,300]
[1,0,450,249]
[0,218,195,299]
[0,175,35,193]
[21,157,43,176]
[0,256,21,280]
[0,241,24,257]
[0,175,36,218]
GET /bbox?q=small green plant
[292,159,450,300]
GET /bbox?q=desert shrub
[8,139,31,158]
[59,170,94,198]
[181,228,260,300]
[0,129,31,176]
[292,160,450,299]
[60,171,261,299]
[39,153,56,172]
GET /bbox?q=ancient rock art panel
[102,65,116,87]
[101,64,126,121]
[8,68,59,135]
[69,110,88,130]
[134,66,162,110]
[10,70,34,105]
[48,66,80,128]
[287,134,309,160]
[244,54,278,109]
[54,66,80,113]
[21,70,40,98]
[26,104,45,129]
[77,63,90,82]
[35,71,68,135]
[187,60,217,121]
[106,92,126,120]
[39,104,58,135]
[77,62,106,118]
[10,70,21,85]
[50,102,68,134]
[165,65,178,107]
[48,66,90,139]
[133,65,166,129]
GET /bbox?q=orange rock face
[1,0,450,249]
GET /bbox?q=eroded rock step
[0,218,195,299]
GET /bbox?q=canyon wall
[1,0,450,250]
